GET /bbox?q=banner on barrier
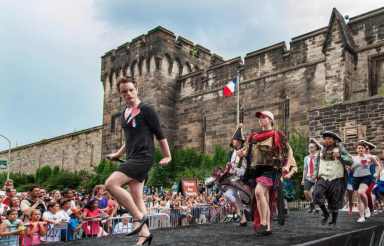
[181,179,198,196]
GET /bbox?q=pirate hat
[358,140,376,150]
[321,130,342,142]
[309,138,322,150]
[230,124,245,147]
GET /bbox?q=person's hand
[106,153,120,161]
[332,148,340,160]
[301,180,304,186]
[159,157,171,166]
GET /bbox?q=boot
[328,212,338,226]
[319,205,329,225]
[308,202,315,213]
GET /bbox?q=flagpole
[236,68,240,126]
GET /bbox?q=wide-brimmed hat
[255,111,274,122]
[358,140,376,150]
[321,131,342,142]
[309,138,322,150]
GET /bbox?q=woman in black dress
[105,77,171,245]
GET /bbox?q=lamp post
[0,134,11,180]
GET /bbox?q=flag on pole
[223,78,237,97]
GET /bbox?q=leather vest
[250,137,281,168]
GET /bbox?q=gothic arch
[174,57,183,77]
[130,60,138,78]
[184,62,192,75]
[163,53,173,75]
[138,56,145,76]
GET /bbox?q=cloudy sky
[0,0,382,151]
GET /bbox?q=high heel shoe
[126,215,149,237]
[136,234,153,246]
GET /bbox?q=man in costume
[241,111,296,236]
[313,131,352,226]
[222,124,248,225]
[301,138,321,213]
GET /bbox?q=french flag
[223,79,237,97]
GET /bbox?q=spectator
[3,188,17,207]
[42,202,65,243]
[82,199,104,238]
[93,185,108,210]
[113,213,132,234]
[0,194,8,216]
[3,179,14,190]
[67,207,83,241]
[39,189,50,203]
[62,189,76,209]
[57,199,72,241]
[105,193,118,217]
[0,209,24,246]
[51,190,62,203]
[20,186,46,219]
[9,197,22,219]
[24,209,47,246]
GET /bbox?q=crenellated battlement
[178,57,242,99]
[100,26,223,91]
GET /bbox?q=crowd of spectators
[0,180,229,245]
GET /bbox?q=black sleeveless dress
[117,103,165,182]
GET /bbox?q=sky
[0,0,383,151]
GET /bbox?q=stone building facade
[0,126,102,174]
[101,7,384,156]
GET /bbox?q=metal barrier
[0,205,235,245]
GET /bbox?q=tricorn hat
[230,124,245,147]
[358,140,376,150]
[321,130,342,142]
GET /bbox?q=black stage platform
[53,211,384,246]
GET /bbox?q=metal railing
[0,204,235,245]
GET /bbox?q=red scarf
[248,130,284,153]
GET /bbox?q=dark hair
[47,201,59,209]
[6,209,18,216]
[117,77,136,92]
[356,142,366,148]
[60,198,71,207]
[29,185,40,192]
[84,198,98,210]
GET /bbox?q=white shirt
[113,222,132,234]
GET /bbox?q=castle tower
[100,26,223,157]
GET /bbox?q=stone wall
[100,7,384,155]
[100,26,223,157]
[0,126,102,174]
[308,96,384,154]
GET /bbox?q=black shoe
[308,203,315,213]
[239,221,247,227]
[127,215,149,237]
[261,230,273,236]
[321,215,329,225]
[136,234,153,246]
[328,212,338,226]
[256,224,268,235]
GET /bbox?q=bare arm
[107,143,126,160]
[158,139,171,166]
